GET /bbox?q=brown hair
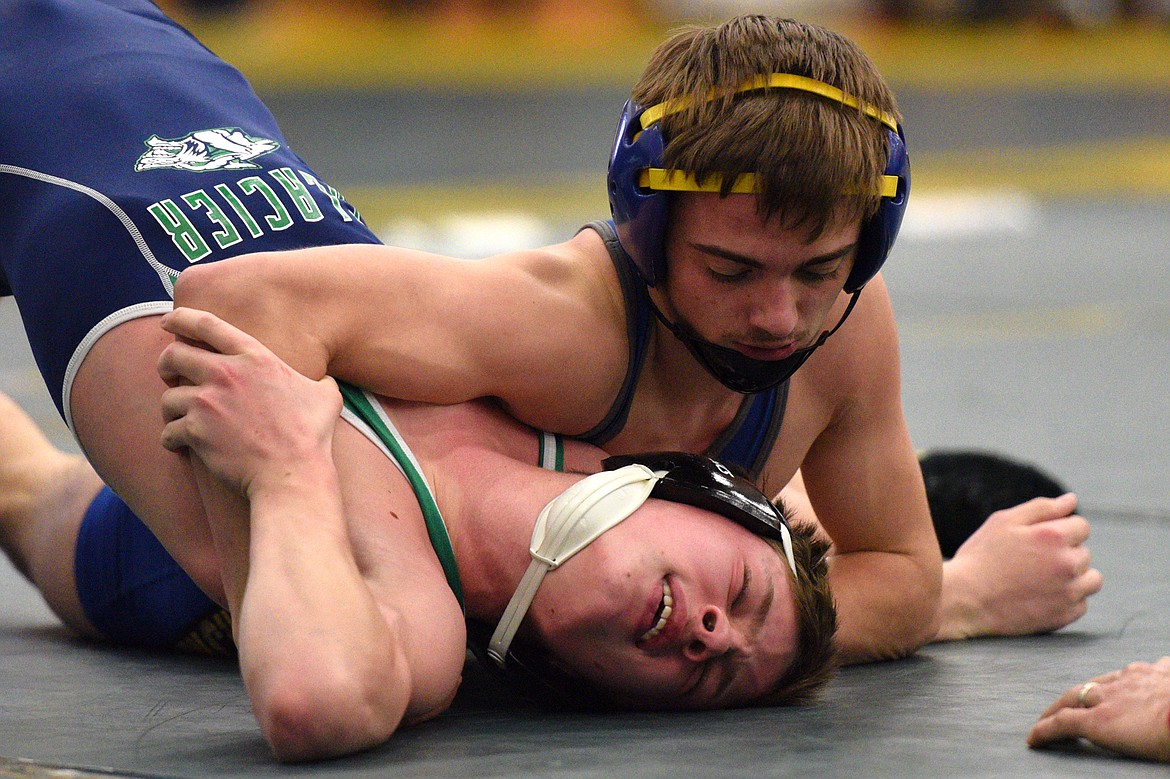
[632,15,900,240]
[754,514,838,705]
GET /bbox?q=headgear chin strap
[646,286,862,394]
[487,464,663,667]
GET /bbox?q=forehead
[670,192,861,252]
[635,495,756,541]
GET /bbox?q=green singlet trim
[337,382,465,611]
[537,430,564,472]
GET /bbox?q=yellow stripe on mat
[178,9,1170,92]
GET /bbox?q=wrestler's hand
[936,494,1102,640]
[157,307,342,499]
[1028,658,1170,762]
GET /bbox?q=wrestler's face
[658,193,859,363]
[527,500,799,709]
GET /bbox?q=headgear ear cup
[606,77,912,291]
[847,124,910,293]
[607,97,669,285]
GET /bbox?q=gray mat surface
[1,507,1167,778]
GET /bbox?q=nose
[682,606,742,662]
[745,276,799,338]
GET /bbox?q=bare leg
[0,391,104,637]
[69,316,223,599]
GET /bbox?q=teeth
[639,579,673,642]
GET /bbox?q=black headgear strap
[644,288,862,394]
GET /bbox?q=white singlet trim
[0,165,179,295]
[340,397,432,494]
[62,301,175,441]
[1,164,183,440]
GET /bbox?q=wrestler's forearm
[189,458,252,615]
[237,467,410,762]
[828,549,942,664]
[934,559,988,641]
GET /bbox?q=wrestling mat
[0,503,1167,778]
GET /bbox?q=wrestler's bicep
[327,249,629,429]
[173,253,334,380]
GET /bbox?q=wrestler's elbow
[894,549,944,657]
[251,660,407,762]
[174,256,267,322]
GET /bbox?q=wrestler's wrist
[934,558,988,641]
[245,454,340,504]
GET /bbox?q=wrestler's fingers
[1044,513,1091,546]
[1027,707,1094,747]
[159,417,189,453]
[157,337,229,386]
[1076,566,1104,598]
[159,403,200,452]
[161,307,261,357]
[159,383,199,425]
[1007,493,1078,526]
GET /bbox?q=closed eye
[796,264,843,284]
[738,566,751,606]
[707,264,752,283]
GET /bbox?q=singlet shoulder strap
[537,431,565,472]
[574,220,654,446]
[707,382,789,480]
[337,382,465,611]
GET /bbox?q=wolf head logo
[135,128,280,173]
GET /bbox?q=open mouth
[639,578,674,643]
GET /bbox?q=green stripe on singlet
[537,431,564,472]
[337,382,464,611]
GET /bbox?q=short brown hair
[756,513,838,706]
[632,16,900,239]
